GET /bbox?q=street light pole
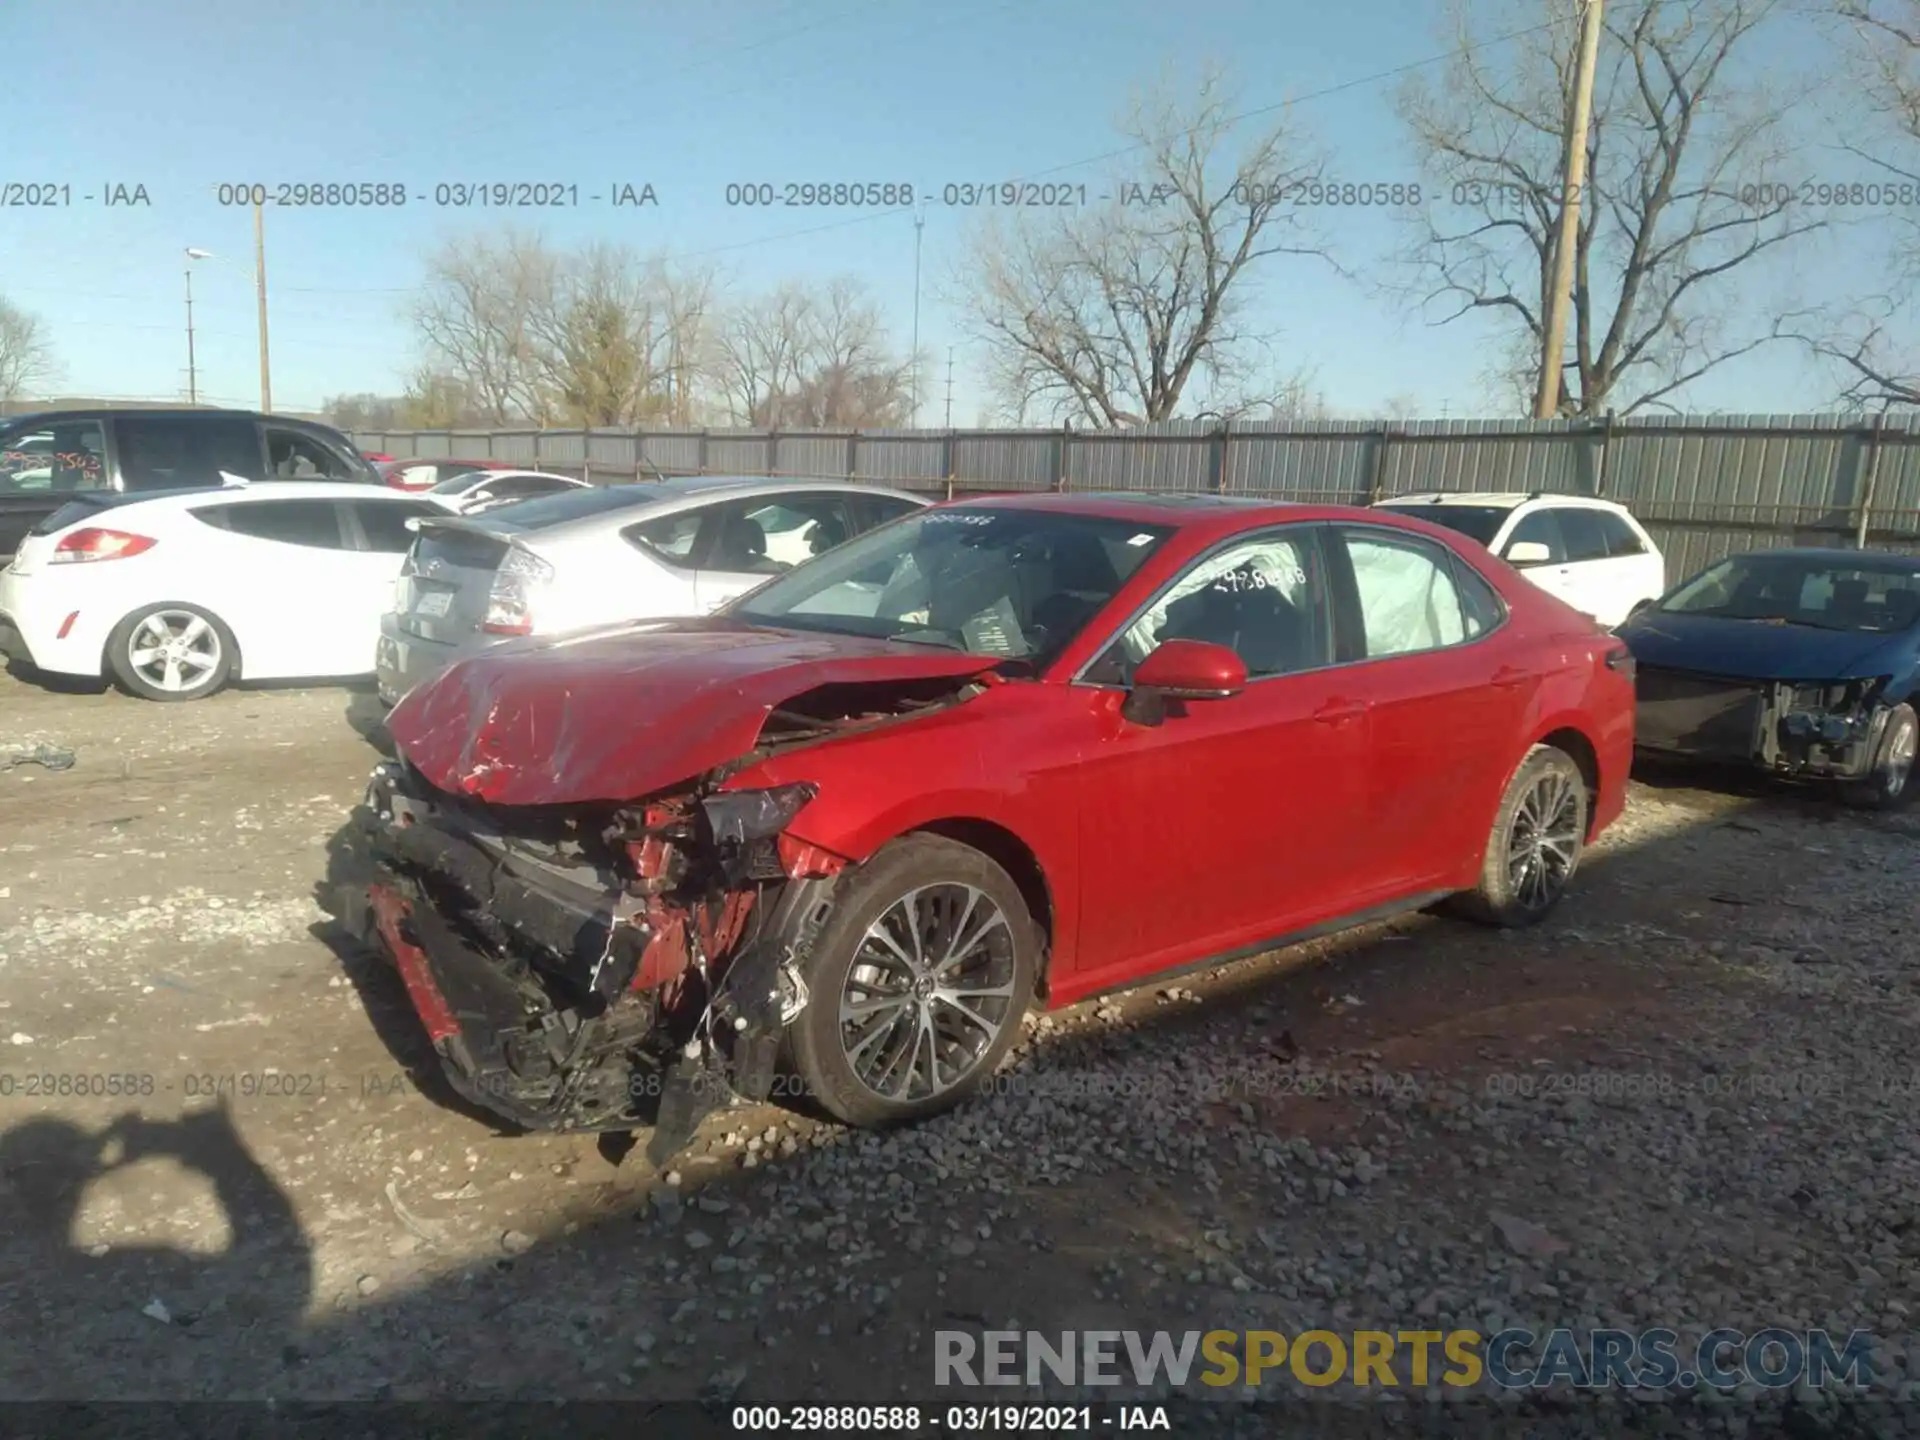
[254,202,273,413]
[184,248,212,406]
[910,207,925,426]
[1534,0,1606,419]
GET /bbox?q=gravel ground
[1,669,1916,1435]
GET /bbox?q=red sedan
[375,457,517,491]
[362,493,1633,1159]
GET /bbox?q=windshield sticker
[961,597,1030,658]
[921,511,994,525]
[1127,533,1155,546]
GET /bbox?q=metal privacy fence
[354,414,1920,580]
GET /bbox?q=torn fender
[384,616,998,807]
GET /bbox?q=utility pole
[254,202,273,412]
[183,248,211,405]
[1534,0,1605,420]
[910,208,925,425]
[943,347,954,428]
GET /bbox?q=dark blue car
[1617,547,1920,809]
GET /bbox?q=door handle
[1312,698,1365,724]
[1492,665,1531,688]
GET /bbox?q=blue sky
[0,0,1890,422]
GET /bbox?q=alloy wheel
[1506,768,1582,912]
[838,883,1019,1103]
[127,610,222,694]
[1886,712,1917,798]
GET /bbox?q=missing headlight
[701,783,819,848]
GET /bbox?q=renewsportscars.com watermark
[935,1328,1875,1393]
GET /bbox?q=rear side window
[626,510,706,567]
[1341,530,1468,657]
[195,499,349,549]
[117,417,264,489]
[1556,508,1613,563]
[1503,508,1566,564]
[0,420,110,495]
[351,500,442,553]
[1594,510,1647,557]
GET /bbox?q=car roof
[1378,491,1632,510]
[1,407,340,430]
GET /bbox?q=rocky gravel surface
[1,678,1915,1436]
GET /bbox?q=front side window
[1595,510,1647,557]
[709,496,858,573]
[1343,530,1470,657]
[1503,509,1566,564]
[197,499,349,549]
[264,427,353,480]
[626,510,706,567]
[1097,529,1331,681]
[0,421,108,494]
[728,507,1172,670]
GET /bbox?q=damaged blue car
[1618,547,1920,809]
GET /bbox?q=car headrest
[719,514,767,561]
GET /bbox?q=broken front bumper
[356,761,828,1161]
[1635,669,1892,779]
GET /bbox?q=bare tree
[398,367,484,428]
[957,67,1335,427]
[412,231,557,424]
[1787,1,1920,407]
[713,278,912,427]
[1398,0,1820,416]
[0,298,54,402]
[323,392,406,431]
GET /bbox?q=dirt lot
[2,667,1917,1430]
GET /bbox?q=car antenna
[640,456,667,483]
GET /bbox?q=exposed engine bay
[355,674,987,1166]
[1636,667,1895,779]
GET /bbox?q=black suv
[0,408,379,559]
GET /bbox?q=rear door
[1593,508,1665,617]
[187,498,368,677]
[0,418,112,559]
[1328,525,1535,893]
[1551,505,1630,623]
[691,493,860,611]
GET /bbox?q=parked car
[424,468,587,515]
[0,481,452,701]
[1618,547,1920,809]
[0,409,382,563]
[1371,492,1664,628]
[362,451,396,464]
[357,493,1634,1160]
[376,458,518,492]
[374,475,928,703]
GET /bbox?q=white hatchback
[0,481,454,700]
[1372,492,1666,628]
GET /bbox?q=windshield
[480,482,664,530]
[1375,503,1510,547]
[1660,554,1920,633]
[727,506,1174,669]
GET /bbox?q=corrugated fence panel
[357,417,1920,570]
[951,433,1056,490]
[774,432,858,479]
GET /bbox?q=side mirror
[1134,640,1247,698]
[1505,540,1553,567]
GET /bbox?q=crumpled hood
[385,617,998,806]
[1620,610,1901,681]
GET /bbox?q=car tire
[1840,702,1919,811]
[1449,744,1589,928]
[105,602,236,702]
[786,834,1038,1129]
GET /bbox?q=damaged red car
[359,494,1634,1162]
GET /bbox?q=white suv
[1372,492,1665,628]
